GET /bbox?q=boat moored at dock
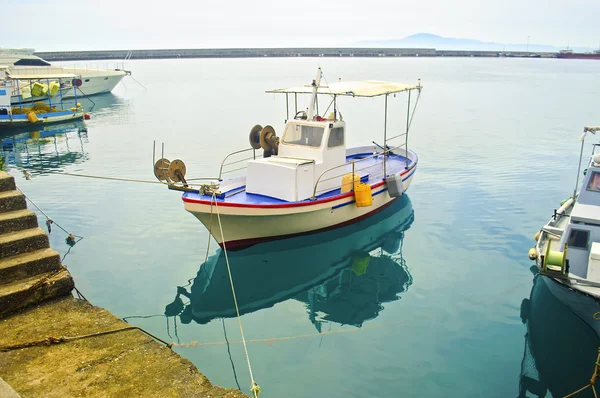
[155,68,423,249]
[0,48,128,103]
[531,126,600,336]
[0,69,86,130]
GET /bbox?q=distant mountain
[357,33,594,53]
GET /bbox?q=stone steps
[0,174,16,193]
[0,191,26,213]
[0,248,62,286]
[0,172,74,318]
[0,268,74,318]
[0,228,50,259]
[0,209,39,235]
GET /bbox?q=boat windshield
[282,125,324,148]
[587,171,600,192]
[13,58,51,67]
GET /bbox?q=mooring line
[16,187,82,240]
[38,170,164,184]
[172,317,422,348]
[213,197,261,397]
[0,325,173,352]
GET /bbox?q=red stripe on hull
[218,197,399,251]
[183,167,412,209]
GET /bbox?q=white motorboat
[531,126,600,336]
[155,68,423,249]
[0,48,128,104]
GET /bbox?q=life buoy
[72,78,83,87]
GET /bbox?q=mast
[307,67,322,120]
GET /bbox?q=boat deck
[183,152,415,206]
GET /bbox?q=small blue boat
[0,69,86,130]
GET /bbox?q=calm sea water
[4,57,600,397]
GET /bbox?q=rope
[16,187,82,239]
[213,197,260,397]
[563,347,600,397]
[222,318,242,391]
[172,318,421,348]
[38,170,164,185]
[0,325,173,352]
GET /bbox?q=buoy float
[534,231,540,241]
[84,113,91,120]
[528,248,538,260]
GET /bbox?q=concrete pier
[0,171,247,397]
[35,47,555,62]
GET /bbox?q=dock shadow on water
[518,271,600,398]
[165,195,415,333]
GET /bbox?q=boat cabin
[0,72,11,116]
[246,119,346,202]
[560,160,600,279]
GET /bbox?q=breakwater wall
[36,48,556,61]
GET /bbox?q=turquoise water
[3,57,600,397]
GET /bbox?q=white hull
[9,69,126,104]
[184,169,416,249]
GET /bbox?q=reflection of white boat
[531,126,600,336]
[518,274,599,397]
[165,195,414,330]
[0,71,85,130]
[157,68,422,250]
[0,48,128,104]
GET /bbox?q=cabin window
[567,229,589,249]
[282,125,324,148]
[13,59,51,67]
[327,128,344,148]
[588,172,600,192]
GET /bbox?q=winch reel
[154,157,188,186]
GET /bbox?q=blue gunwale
[183,152,417,206]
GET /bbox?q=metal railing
[218,148,262,180]
[311,143,411,200]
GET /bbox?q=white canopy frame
[267,70,423,176]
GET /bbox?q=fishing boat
[0,70,86,130]
[530,126,600,336]
[0,48,128,103]
[155,68,422,249]
[165,194,414,329]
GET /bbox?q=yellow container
[354,182,372,207]
[31,82,48,97]
[27,111,38,123]
[341,173,360,193]
[49,81,60,97]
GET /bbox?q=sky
[4,0,600,51]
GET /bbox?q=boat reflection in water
[518,271,600,397]
[78,93,132,125]
[165,195,415,331]
[0,120,89,173]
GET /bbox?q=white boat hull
[9,70,126,104]
[184,169,416,249]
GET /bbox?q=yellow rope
[563,347,600,397]
[213,197,260,397]
[172,318,421,348]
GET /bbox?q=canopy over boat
[5,72,78,80]
[266,80,421,98]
